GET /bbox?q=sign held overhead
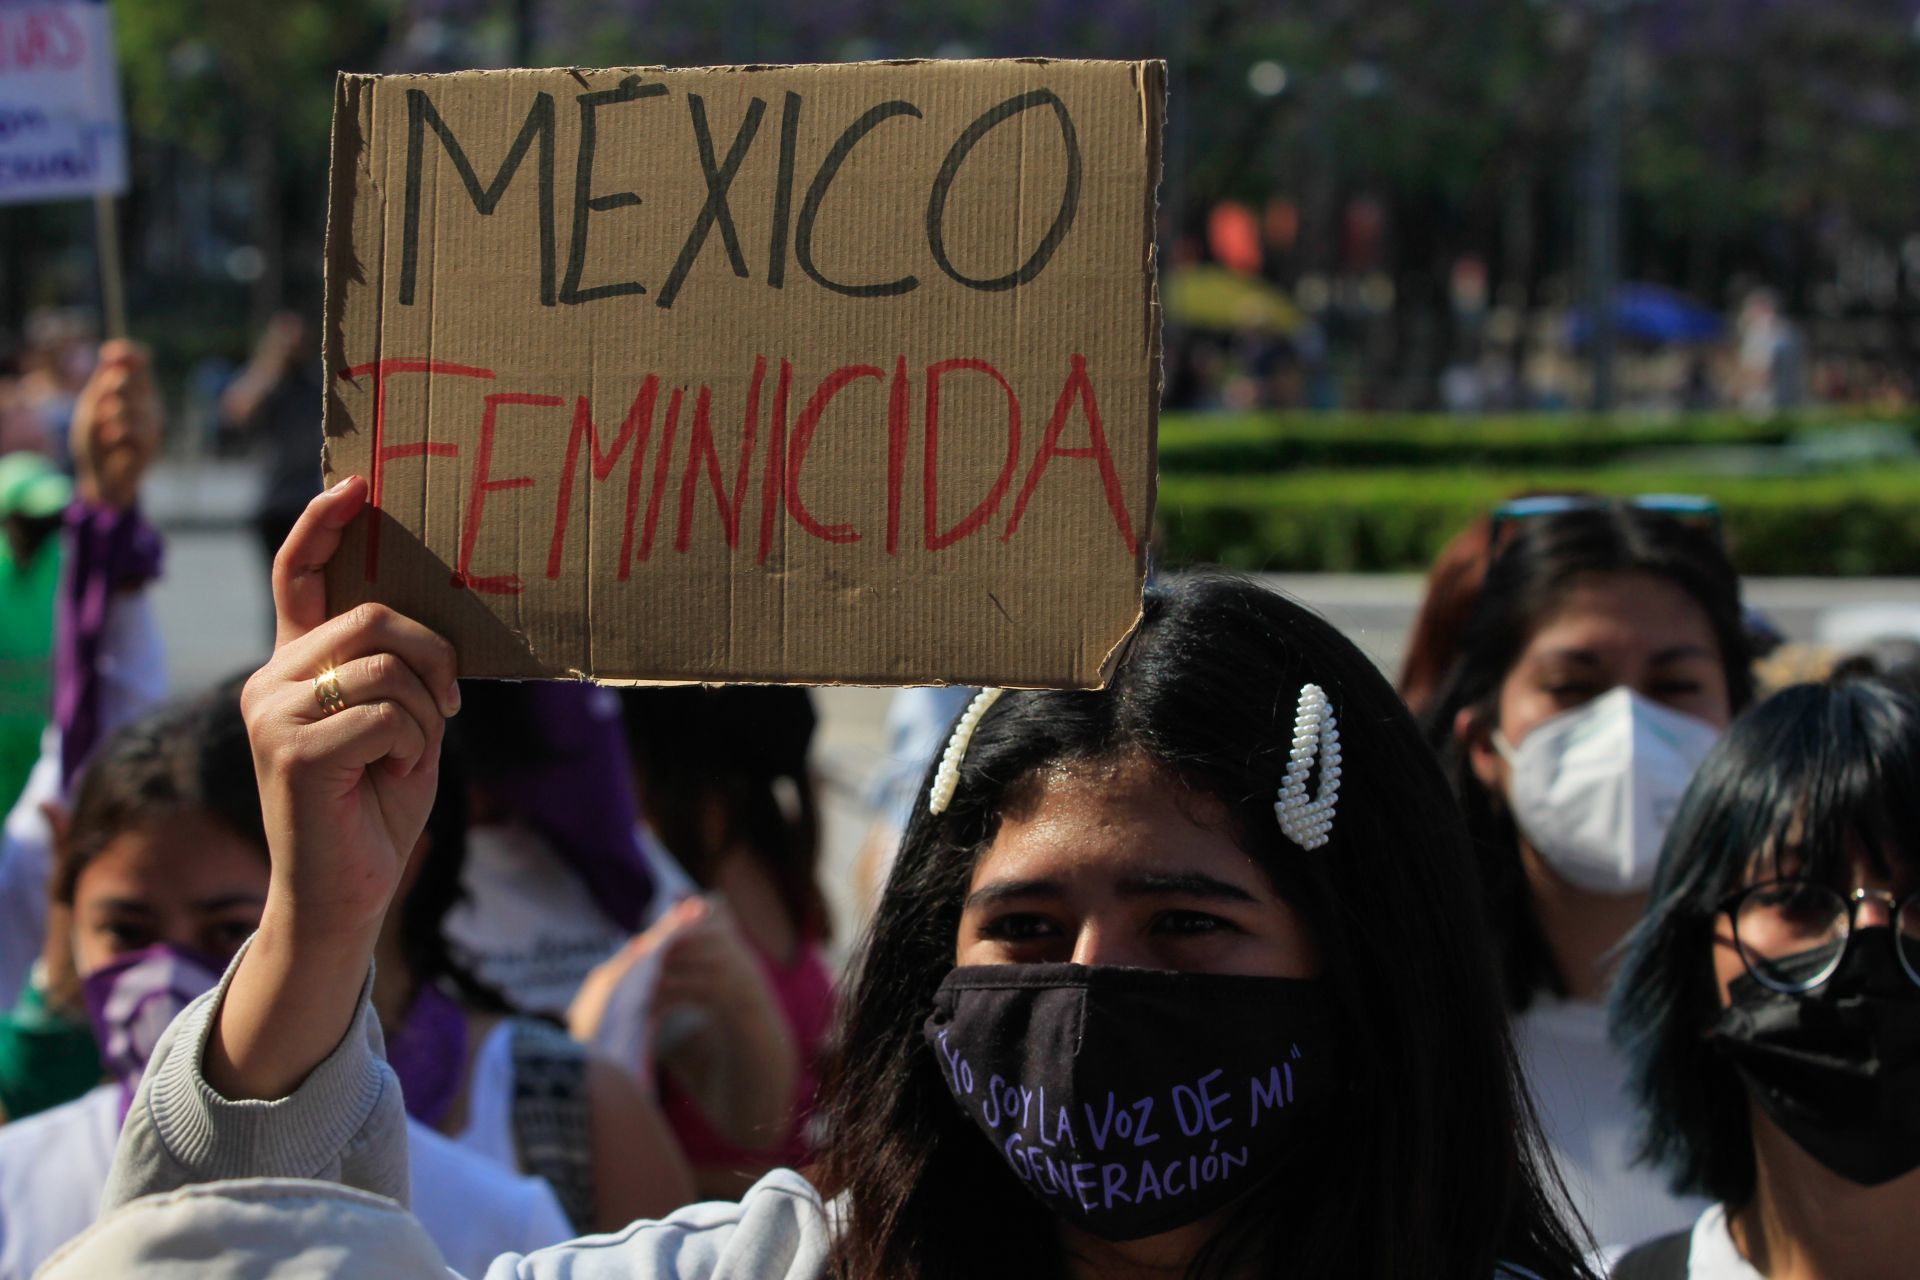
[323,59,1163,687]
[0,0,129,206]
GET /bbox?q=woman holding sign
[93,478,1595,1278]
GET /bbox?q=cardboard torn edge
[348,56,1122,86]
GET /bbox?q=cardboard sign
[323,60,1163,687]
[0,0,127,205]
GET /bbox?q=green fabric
[0,535,59,810]
[0,976,101,1123]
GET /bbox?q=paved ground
[141,459,1920,948]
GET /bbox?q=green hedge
[1158,468,1920,576]
[1157,409,1916,473]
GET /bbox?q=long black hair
[1421,506,1753,1010]
[1610,678,1920,1208]
[620,684,828,942]
[55,681,266,906]
[815,572,1595,1280]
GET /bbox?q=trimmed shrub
[1157,409,1916,473]
[1157,468,1920,576]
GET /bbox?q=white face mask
[1493,686,1722,895]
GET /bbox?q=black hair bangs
[1611,677,1920,1208]
[1691,681,1920,903]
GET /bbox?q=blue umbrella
[1571,283,1723,346]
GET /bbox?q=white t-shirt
[0,1084,572,1280]
[1599,1205,1759,1279]
[0,594,168,1010]
[1514,995,1707,1253]
[454,1020,521,1171]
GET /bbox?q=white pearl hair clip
[928,688,1005,816]
[1274,683,1341,851]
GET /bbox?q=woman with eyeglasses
[1422,500,1753,1251]
[1606,677,1920,1278]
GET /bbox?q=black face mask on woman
[1713,927,1920,1186]
[922,964,1335,1241]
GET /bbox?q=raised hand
[208,477,460,1100]
[70,340,161,510]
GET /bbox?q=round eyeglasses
[1717,879,1920,993]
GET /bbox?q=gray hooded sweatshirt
[100,945,830,1279]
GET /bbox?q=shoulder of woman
[511,1170,830,1280]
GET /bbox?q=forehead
[75,814,268,902]
[1521,571,1718,658]
[968,754,1259,890]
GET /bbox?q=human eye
[100,919,154,951]
[1749,880,1836,930]
[978,913,1061,942]
[1150,910,1241,937]
[209,920,259,952]
[1542,680,1603,704]
[1651,680,1705,699]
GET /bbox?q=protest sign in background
[0,0,127,206]
[323,59,1163,688]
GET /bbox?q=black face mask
[1713,927,1920,1186]
[922,964,1335,1242]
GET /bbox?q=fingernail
[443,683,462,717]
[327,475,355,495]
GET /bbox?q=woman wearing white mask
[1422,498,1753,1253]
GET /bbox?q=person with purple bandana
[0,342,169,1108]
[0,688,577,1279]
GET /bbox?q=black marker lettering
[401,89,556,306]
[560,76,667,305]
[927,88,1081,292]
[795,100,922,297]
[765,92,802,289]
[656,94,767,309]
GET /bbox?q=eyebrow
[1650,644,1715,664]
[1535,644,1715,667]
[963,870,1260,911]
[90,898,156,916]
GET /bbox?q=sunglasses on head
[1486,493,1722,553]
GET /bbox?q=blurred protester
[0,382,48,458]
[1424,501,1752,1250]
[219,313,322,573]
[100,549,1598,1277]
[394,719,692,1232]
[15,310,95,467]
[852,685,976,909]
[0,343,167,1013]
[0,689,576,1279]
[1731,289,1805,414]
[1829,634,1920,696]
[591,686,828,1197]
[0,454,69,808]
[1398,513,1497,718]
[441,683,684,1021]
[1609,678,1920,1277]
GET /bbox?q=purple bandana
[387,982,470,1128]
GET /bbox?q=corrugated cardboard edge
[319,71,366,484]
[1083,56,1168,692]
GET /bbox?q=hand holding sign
[70,340,159,509]
[209,479,461,1102]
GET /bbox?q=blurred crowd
[1163,266,1911,416]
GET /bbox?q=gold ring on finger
[312,668,349,717]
